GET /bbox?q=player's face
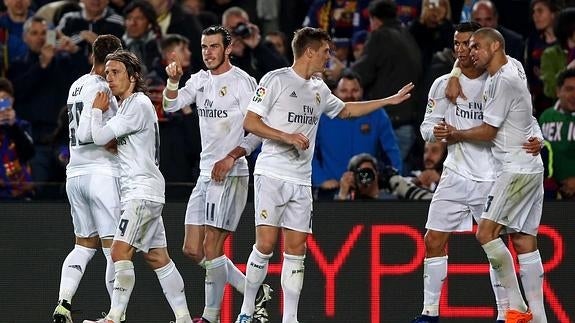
[201,34,229,72]
[105,60,133,99]
[453,31,474,69]
[557,76,575,113]
[469,35,492,69]
[335,78,363,102]
[310,40,331,74]
[423,142,445,170]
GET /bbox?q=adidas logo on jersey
[289,91,297,98]
[198,86,204,92]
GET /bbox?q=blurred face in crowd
[125,7,151,39]
[421,0,448,27]
[557,76,575,113]
[472,2,497,28]
[23,21,47,53]
[81,0,109,17]
[201,33,230,73]
[335,77,363,102]
[265,33,286,56]
[4,0,31,18]
[223,13,248,57]
[0,90,15,125]
[532,2,555,32]
[167,42,191,70]
[352,42,365,61]
[454,31,475,69]
[105,60,133,99]
[470,34,495,70]
[423,142,445,170]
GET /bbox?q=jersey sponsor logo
[288,105,319,125]
[541,121,575,141]
[315,92,321,105]
[219,86,227,97]
[290,91,297,98]
[252,86,266,103]
[199,99,229,118]
[455,101,483,120]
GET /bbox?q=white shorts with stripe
[254,175,313,234]
[66,174,121,239]
[481,172,544,236]
[426,168,493,232]
[185,175,249,232]
[115,199,167,253]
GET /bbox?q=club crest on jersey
[260,209,268,219]
[315,92,321,105]
[253,86,266,103]
[219,86,227,97]
[426,98,436,114]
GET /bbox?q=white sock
[518,250,547,323]
[240,245,272,316]
[102,247,115,298]
[203,255,228,322]
[58,245,97,302]
[482,238,527,312]
[108,260,135,322]
[490,265,509,321]
[281,253,305,323]
[155,260,191,320]
[422,256,447,317]
[227,257,246,294]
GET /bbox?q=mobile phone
[46,30,57,47]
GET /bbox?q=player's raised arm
[164,51,183,100]
[337,82,414,119]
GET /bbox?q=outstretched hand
[165,51,183,83]
[387,82,415,105]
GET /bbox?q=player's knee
[475,229,494,245]
[182,244,204,264]
[424,233,445,255]
[255,241,275,255]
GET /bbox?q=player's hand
[387,82,414,105]
[523,137,542,156]
[104,139,118,154]
[320,179,339,190]
[433,121,458,144]
[445,76,466,104]
[165,51,184,83]
[93,91,110,112]
[281,132,309,150]
[211,155,235,182]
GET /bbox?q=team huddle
[51,23,544,323]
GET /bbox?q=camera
[232,23,252,39]
[354,167,376,187]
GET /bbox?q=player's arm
[421,78,449,142]
[447,122,498,143]
[90,92,116,145]
[211,134,262,182]
[244,111,309,150]
[445,59,467,103]
[162,51,193,113]
[337,82,414,119]
[523,116,544,156]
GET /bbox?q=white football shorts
[115,199,167,252]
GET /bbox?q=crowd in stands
[0,0,574,200]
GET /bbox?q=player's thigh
[426,169,474,232]
[67,176,97,238]
[205,176,248,232]
[482,172,543,235]
[282,184,313,234]
[88,175,121,239]
[254,175,290,228]
[185,176,209,225]
[115,199,166,253]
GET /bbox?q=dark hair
[348,153,378,172]
[554,8,575,49]
[93,35,123,65]
[474,27,506,50]
[557,68,575,88]
[530,0,561,13]
[368,0,397,21]
[202,25,232,49]
[23,16,46,35]
[455,21,482,33]
[0,77,14,96]
[123,0,160,34]
[105,50,147,94]
[339,69,363,85]
[291,27,331,59]
[160,34,190,52]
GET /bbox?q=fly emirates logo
[288,104,319,125]
[198,98,228,118]
[456,101,483,120]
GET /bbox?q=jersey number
[67,102,84,146]
[484,195,494,213]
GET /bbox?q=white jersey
[248,68,345,186]
[66,74,120,178]
[421,72,497,181]
[482,59,544,174]
[107,93,165,204]
[163,66,257,177]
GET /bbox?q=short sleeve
[483,77,512,128]
[247,72,281,117]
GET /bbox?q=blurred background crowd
[0,0,574,201]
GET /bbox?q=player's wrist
[449,67,462,78]
[227,153,239,161]
[166,79,179,91]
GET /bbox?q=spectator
[122,0,161,74]
[222,6,288,81]
[180,0,218,29]
[0,0,34,75]
[302,0,371,39]
[352,0,422,168]
[8,16,85,198]
[396,0,423,26]
[540,7,575,99]
[56,0,125,56]
[350,29,367,62]
[539,68,575,199]
[312,70,402,199]
[408,0,455,76]
[264,30,289,59]
[0,77,34,199]
[146,0,204,72]
[471,0,525,62]
[526,0,560,116]
[336,153,391,200]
